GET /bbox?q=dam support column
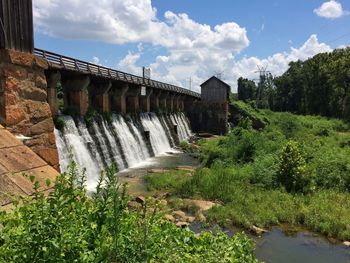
[159,91,169,112]
[0,49,59,170]
[61,76,90,116]
[110,83,128,114]
[140,87,153,112]
[167,93,176,112]
[89,80,112,113]
[126,85,141,113]
[151,90,161,112]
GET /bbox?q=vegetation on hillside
[0,160,258,263]
[147,103,350,240]
[238,47,350,120]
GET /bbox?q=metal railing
[34,48,200,98]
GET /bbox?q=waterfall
[55,112,191,191]
[140,113,172,155]
[170,113,192,141]
[54,116,102,190]
[111,114,150,167]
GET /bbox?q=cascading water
[55,112,193,190]
[111,114,150,167]
[140,113,172,155]
[170,113,193,141]
[54,116,102,190]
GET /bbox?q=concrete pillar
[110,83,129,114]
[46,71,61,116]
[178,95,185,111]
[167,93,176,112]
[89,80,112,113]
[173,94,181,111]
[61,75,90,116]
[151,90,161,112]
[126,85,141,113]
[140,87,153,112]
[159,91,169,111]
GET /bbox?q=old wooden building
[188,76,230,135]
[0,0,34,53]
[200,76,230,103]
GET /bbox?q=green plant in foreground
[0,161,258,262]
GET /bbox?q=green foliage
[277,140,314,194]
[0,161,258,262]
[273,47,350,119]
[84,107,98,127]
[152,104,350,240]
[62,106,79,117]
[53,116,66,131]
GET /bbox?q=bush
[277,140,314,194]
[54,116,66,131]
[0,161,258,262]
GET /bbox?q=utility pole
[189,77,192,91]
[254,66,271,108]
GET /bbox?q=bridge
[33,48,200,116]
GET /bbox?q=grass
[145,170,192,192]
[146,102,350,240]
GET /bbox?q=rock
[176,221,189,228]
[164,214,175,222]
[176,166,195,172]
[8,50,34,67]
[29,118,54,136]
[135,196,146,205]
[197,212,206,222]
[159,199,168,206]
[127,201,141,210]
[5,106,26,126]
[184,199,217,212]
[172,210,187,221]
[36,147,59,167]
[343,241,350,247]
[250,225,268,236]
[187,216,196,223]
[148,169,168,174]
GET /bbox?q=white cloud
[33,1,333,93]
[92,56,100,65]
[118,34,331,93]
[117,51,142,76]
[33,0,249,52]
[314,0,348,19]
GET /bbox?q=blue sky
[33,0,350,91]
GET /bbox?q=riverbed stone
[173,210,187,221]
[135,195,146,205]
[343,241,350,247]
[164,214,175,222]
[251,225,268,236]
[176,221,189,228]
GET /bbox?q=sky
[33,0,350,92]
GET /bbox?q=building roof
[200,76,231,89]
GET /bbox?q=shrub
[277,140,314,194]
[0,161,258,262]
[53,116,66,131]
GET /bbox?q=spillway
[55,112,193,190]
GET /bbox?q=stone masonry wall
[0,49,59,171]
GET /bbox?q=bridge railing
[34,48,200,98]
